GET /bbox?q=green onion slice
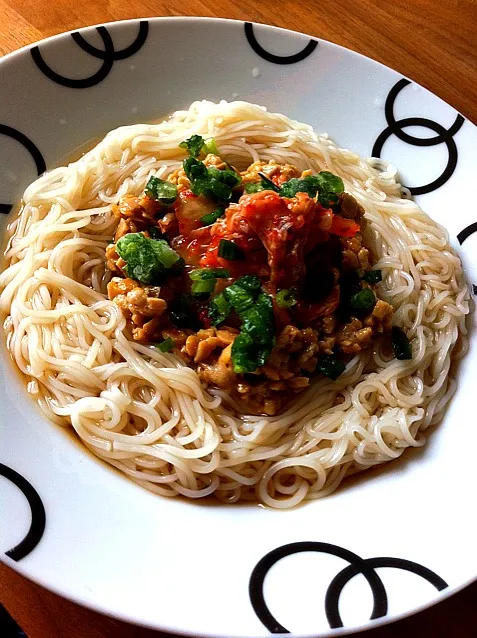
[391,326,412,360]
[349,288,376,311]
[276,289,297,308]
[362,270,382,284]
[316,355,346,380]
[156,337,175,352]
[218,239,245,260]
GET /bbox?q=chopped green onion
[244,173,281,195]
[179,135,220,158]
[183,156,208,182]
[183,157,241,202]
[191,279,216,296]
[209,276,275,371]
[230,291,275,373]
[391,326,412,360]
[201,208,225,226]
[218,239,245,260]
[258,172,280,193]
[279,172,344,207]
[316,355,346,380]
[207,166,241,188]
[244,182,264,194]
[276,289,297,309]
[209,292,232,326]
[156,337,175,353]
[363,270,382,284]
[235,275,261,293]
[349,288,376,311]
[179,134,205,158]
[115,233,181,284]
[190,266,230,299]
[145,176,178,205]
[209,179,233,200]
[189,268,230,281]
[223,283,255,314]
[154,242,181,269]
[203,137,219,155]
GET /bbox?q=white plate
[1,17,476,638]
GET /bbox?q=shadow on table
[0,604,26,637]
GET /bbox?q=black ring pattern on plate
[0,463,46,561]
[371,78,465,195]
[244,23,318,64]
[30,21,149,89]
[0,125,47,215]
[457,223,477,294]
[249,541,448,633]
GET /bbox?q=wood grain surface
[1,1,476,637]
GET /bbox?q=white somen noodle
[0,101,470,508]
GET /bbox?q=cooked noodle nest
[0,100,470,508]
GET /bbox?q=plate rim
[0,14,470,125]
[3,551,476,638]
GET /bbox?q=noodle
[0,100,470,508]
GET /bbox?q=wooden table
[1,1,476,636]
